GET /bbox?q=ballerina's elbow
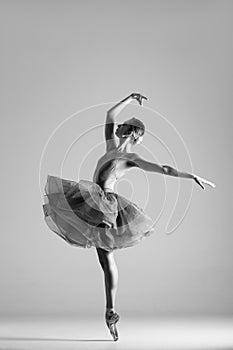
[106,111,114,119]
[162,165,178,176]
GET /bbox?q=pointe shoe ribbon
[105,310,120,341]
[105,311,120,324]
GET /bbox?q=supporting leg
[96,246,118,311]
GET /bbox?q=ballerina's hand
[130,93,148,106]
[193,175,216,190]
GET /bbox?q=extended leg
[96,246,118,311]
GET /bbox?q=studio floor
[0,316,233,350]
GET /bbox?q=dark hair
[121,117,145,144]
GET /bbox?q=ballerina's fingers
[195,178,205,190]
[194,176,216,190]
[198,176,216,188]
[139,95,148,106]
[205,180,216,188]
[131,93,148,105]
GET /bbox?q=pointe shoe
[105,309,120,341]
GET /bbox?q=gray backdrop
[1,0,232,318]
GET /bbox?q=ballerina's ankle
[106,307,114,314]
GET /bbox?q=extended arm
[162,165,216,189]
[129,154,215,190]
[132,157,193,178]
[129,154,192,177]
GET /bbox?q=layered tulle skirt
[42,175,154,251]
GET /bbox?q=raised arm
[129,153,216,190]
[105,93,147,152]
[107,94,133,119]
[105,95,133,152]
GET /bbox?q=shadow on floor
[0,336,113,342]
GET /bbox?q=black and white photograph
[1,0,232,349]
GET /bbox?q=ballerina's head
[115,117,145,145]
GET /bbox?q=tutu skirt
[42,175,154,251]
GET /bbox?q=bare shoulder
[96,149,118,165]
[98,150,139,163]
